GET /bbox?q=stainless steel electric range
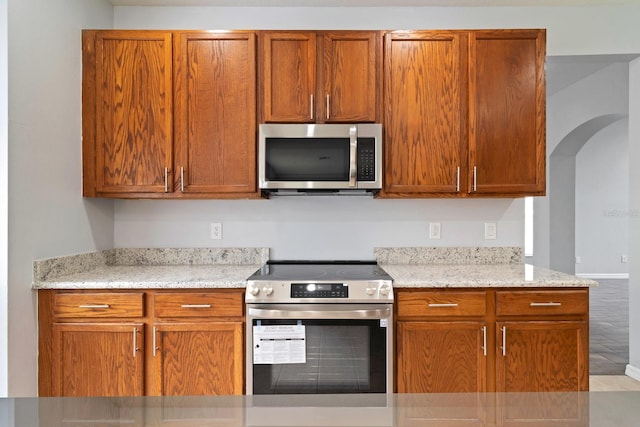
[245,261,393,396]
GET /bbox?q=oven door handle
[247,306,391,320]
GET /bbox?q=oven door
[246,304,393,395]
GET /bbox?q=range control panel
[291,283,348,299]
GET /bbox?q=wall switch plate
[622,255,628,263]
[576,256,581,264]
[429,222,441,239]
[210,222,222,240]
[484,222,497,240]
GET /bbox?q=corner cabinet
[82,30,259,199]
[395,287,589,394]
[382,29,546,198]
[38,289,245,397]
[258,31,381,123]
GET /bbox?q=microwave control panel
[357,138,376,181]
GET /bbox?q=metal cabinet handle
[530,302,562,307]
[164,167,169,193]
[473,166,477,192]
[482,326,487,356]
[456,166,460,192]
[181,304,212,309]
[326,94,330,119]
[348,126,357,187]
[153,326,158,357]
[428,303,459,308]
[133,327,140,358]
[78,304,109,309]
[310,94,314,120]
[501,326,506,357]
[180,166,184,192]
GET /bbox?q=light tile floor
[590,375,640,391]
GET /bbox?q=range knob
[379,284,391,296]
[365,287,376,296]
[248,284,260,296]
[263,286,274,296]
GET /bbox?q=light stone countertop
[33,264,262,289]
[382,263,598,288]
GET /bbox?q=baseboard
[575,273,629,279]
[626,364,640,381]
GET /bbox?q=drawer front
[396,290,487,318]
[54,292,144,318]
[153,292,243,318]
[496,290,588,317]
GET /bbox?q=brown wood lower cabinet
[395,287,589,394]
[38,289,245,397]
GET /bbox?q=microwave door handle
[349,125,357,187]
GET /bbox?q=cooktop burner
[248,261,392,282]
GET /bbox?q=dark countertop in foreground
[3,393,639,426]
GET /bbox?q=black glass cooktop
[248,261,392,282]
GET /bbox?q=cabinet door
[321,31,380,123]
[174,32,257,196]
[51,323,144,397]
[496,321,589,392]
[151,322,244,396]
[383,31,467,195]
[397,321,487,393]
[91,31,173,195]
[259,31,316,123]
[469,30,546,195]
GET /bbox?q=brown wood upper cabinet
[382,29,546,198]
[83,30,259,198]
[259,31,381,123]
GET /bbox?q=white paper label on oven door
[253,324,306,364]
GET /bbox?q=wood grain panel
[322,31,380,123]
[95,31,173,194]
[397,321,486,393]
[496,321,589,392]
[260,31,316,123]
[52,323,145,396]
[174,32,257,196]
[54,292,144,318]
[396,290,487,318]
[496,289,588,317]
[152,322,243,396]
[153,292,243,318]
[469,30,546,195]
[384,31,467,194]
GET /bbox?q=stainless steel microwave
[258,123,383,193]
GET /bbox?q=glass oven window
[252,319,387,394]
[265,137,350,181]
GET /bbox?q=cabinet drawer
[54,292,144,318]
[153,292,243,318]
[496,290,588,317]
[396,290,487,318]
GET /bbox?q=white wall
[115,198,524,260]
[6,0,114,396]
[629,57,640,381]
[575,118,629,276]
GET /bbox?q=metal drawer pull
[153,326,158,357]
[481,326,487,356]
[181,304,212,309]
[428,303,459,308]
[326,94,330,119]
[530,302,562,307]
[456,166,460,192]
[133,327,139,358]
[310,94,314,120]
[78,304,110,309]
[501,326,506,357]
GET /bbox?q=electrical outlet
[575,256,581,264]
[429,222,441,239]
[210,222,222,240]
[484,222,497,240]
[622,255,628,263]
